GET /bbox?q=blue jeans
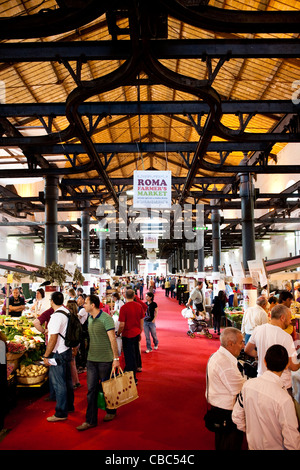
[144,321,159,350]
[86,360,116,425]
[228,294,234,307]
[139,287,144,300]
[49,348,74,418]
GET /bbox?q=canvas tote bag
[102,367,139,409]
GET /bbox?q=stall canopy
[0,258,44,277]
[265,255,300,275]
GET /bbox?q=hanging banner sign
[248,259,268,288]
[133,170,172,208]
[143,235,158,249]
[147,249,157,261]
[224,263,232,276]
[230,262,245,280]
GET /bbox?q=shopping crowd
[2,277,300,450]
[205,284,300,451]
[2,278,160,430]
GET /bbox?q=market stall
[0,335,6,431]
[268,271,300,338]
[0,313,47,389]
[224,306,244,329]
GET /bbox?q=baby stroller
[181,306,213,339]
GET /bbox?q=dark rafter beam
[0,100,299,117]
[1,39,300,62]
[160,2,300,34]
[0,141,291,153]
[60,176,234,186]
[0,1,108,40]
[0,192,298,203]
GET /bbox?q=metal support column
[178,247,182,271]
[211,203,221,272]
[198,246,205,272]
[183,246,188,271]
[110,240,116,273]
[130,253,133,273]
[189,250,194,272]
[98,234,106,273]
[168,255,172,274]
[44,175,58,265]
[239,173,256,271]
[123,247,127,272]
[127,252,131,273]
[117,243,122,266]
[174,249,178,272]
[81,205,90,274]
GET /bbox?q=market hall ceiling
[0,0,300,256]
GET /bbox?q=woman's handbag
[102,367,139,409]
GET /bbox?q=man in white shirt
[232,344,300,450]
[245,304,300,395]
[43,291,74,422]
[206,327,246,450]
[241,296,269,344]
[77,295,88,325]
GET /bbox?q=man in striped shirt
[76,294,119,431]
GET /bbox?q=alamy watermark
[95,196,206,250]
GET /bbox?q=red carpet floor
[0,288,220,451]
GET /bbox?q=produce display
[6,341,27,354]
[16,363,48,378]
[0,313,47,386]
[0,315,45,351]
[225,306,244,328]
[291,301,300,316]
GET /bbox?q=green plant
[4,266,28,282]
[30,262,71,287]
[72,267,85,285]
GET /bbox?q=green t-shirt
[87,311,115,362]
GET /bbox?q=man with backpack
[43,291,75,422]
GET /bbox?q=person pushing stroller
[186,281,204,313]
[183,282,212,339]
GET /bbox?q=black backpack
[57,309,83,348]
